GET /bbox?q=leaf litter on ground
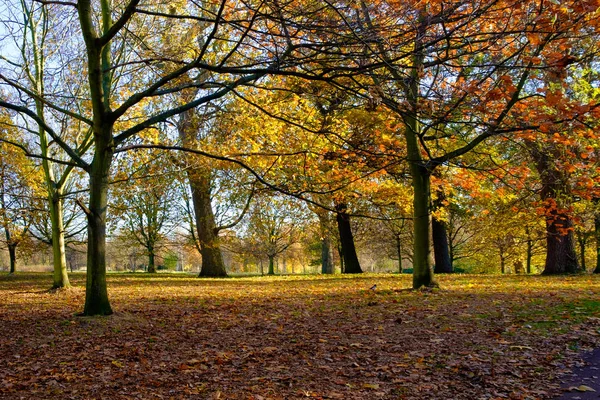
[1,273,600,399]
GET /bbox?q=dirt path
[557,348,600,399]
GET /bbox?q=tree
[1,0,368,314]
[111,152,180,273]
[243,193,311,275]
[349,0,600,287]
[0,120,42,273]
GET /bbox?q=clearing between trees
[1,273,599,399]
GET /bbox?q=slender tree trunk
[335,203,362,274]
[594,213,600,274]
[82,148,113,316]
[432,216,452,273]
[432,185,452,273]
[268,255,275,275]
[578,234,586,272]
[49,191,71,288]
[525,226,533,274]
[500,251,506,274]
[396,233,403,274]
[188,172,227,277]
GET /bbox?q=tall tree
[1,0,369,314]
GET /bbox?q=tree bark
[396,233,403,273]
[595,212,600,274]
[578,233,587,272]
[147,247,156,273]
[432,216,452,273]
[268,255,275,275]
[317,212,334,274]
[541,210,579,274]
[410,165,435,287]
[82,147,113,316]
[404,11,435,288]
[188,171,227,277]
[321,236,333,274]
[8,243,16,274]
[335,203,362,274]
[178,103,227,278]
[49,191,71,288]
[528,144,579,275]
[525,226,533,274]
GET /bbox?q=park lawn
[1,273,600,399]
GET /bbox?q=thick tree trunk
[188,172,227,277]
[404,12,435,289]
[321,236,333,274]
[268,255,275,275]
[595,213,600,274]
[528,144,579,275]
[8,244,16,274]
[49,191,71,289]
[500,252,506,274]
[541,211,579,274]
[83,150,113,316]
[410,165,435,288]
[335,203,362,274]
[147,248,156,273]
[317,212,334,274]
[432,216,452,273]
[178,99,227,278]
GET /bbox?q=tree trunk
[147,248,156,273]
[528,145,579,275]
[82,149,113,316]
[500,252,505,274]
[268,255,275,275]
[432,216,452,273]
[396,233,403,274]
[8,243,16,274]
[321,236,334,274]
[335,203,362,274]
[404,12,435,288]
[188,172,227,277]
[541,211,579,274]
[578,233,586,272]
[178,99,227,278]
[595,212,600,274]
[49,191,71,289]
[410,165,435,287]
[525,226,533,274]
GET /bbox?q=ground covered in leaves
[1,273,600,399]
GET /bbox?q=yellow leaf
[363,383,380,390]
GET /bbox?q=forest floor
[1,273,599,400]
